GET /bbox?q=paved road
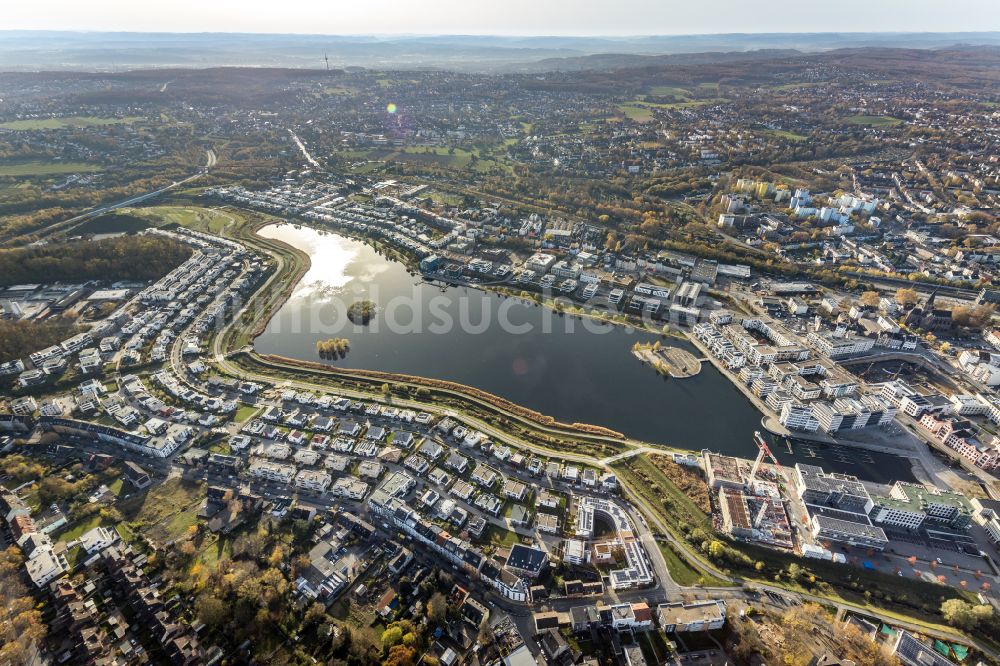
[289,130,320,168]
[619,465,1000,662]
[23,148,216,242]
[201,220,1000,660]
[56,207,998,661]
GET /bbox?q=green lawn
[647,86,692,99]
[332,144,513,173]
[766,81,826,91]
[844,115,904,127]
[424,189,465,206]
[0,160,103,177]
[117,205,241,233]
[234,404,259,423]
[0,116,141,130]
[107,477,125,496]
[394,146,477,168]
[55,514,105,543]
[197,535,233,570]
[658,541,730,587]
[208,439,232,455]
[618,99,729,121]
[479,524,519,548]
[115,523,135,542]
[618,105,655,122]
[763,129,808,142]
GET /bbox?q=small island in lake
[347,299,377,324]
[631,341,702,378]
[316,337,350,359]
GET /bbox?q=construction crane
[747,430,784,485]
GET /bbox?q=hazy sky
[6,0,1000,35]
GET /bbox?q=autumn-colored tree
[381,625,404,649]
[385,645,418,666]
[941,599,994,630]
[0,547,46,664]
[895,288,919,307]
[859,291,881,308]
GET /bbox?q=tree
[427,591,448,627]
[304,602,327,627]
[941,599,993,630]
[381,625,404,649]
[953,303,995,329]
[385,644,417,666]
[196,595,229,628]
[859,291,881,308]
[895,288,919,308]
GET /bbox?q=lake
[254,222,915,483]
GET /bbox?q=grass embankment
[225,216,310,349]
[657,540,720,587]
[229,351,627,460]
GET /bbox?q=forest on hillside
[0,235,192,287]
[0,319,78,364]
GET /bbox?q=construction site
[705,432,797,551]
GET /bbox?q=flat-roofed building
[719,487,753,539]
[795,464,873,515]
[810,511,888,551]
[703,451,745,490]
[657,600,727,633]
[870,482,973,532]
[536,512,560,535]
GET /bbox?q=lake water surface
[254,223,915,483]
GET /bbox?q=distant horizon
[3,27,998,74]
[3,28,1000,38]
[6,0,1000,36]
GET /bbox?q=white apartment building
[806,332,875,358]
[950,394,990,416]
[295,469,333,493]
[657,600,727,633]
[249,459,296,483]
[779,402,819,432]
[330,477,370,500]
